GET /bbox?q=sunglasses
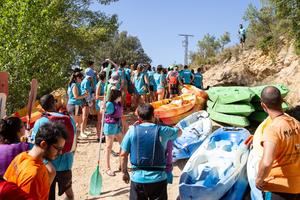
[51,144,64,152]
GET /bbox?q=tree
[219,32,231,51]
[197,34,221,58]
[92,31,151,65]
[0,0,118,113]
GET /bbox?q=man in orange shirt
[256,86,300,199]
[4,122,68,200]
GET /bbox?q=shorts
[240,35,246,43]
[149,85,154,92]
[130,180,167,200]
[67,104,82,116]
[264,192,300,200]
[169,84,179,95]
[82,99,89,107]
[49,170,72,200]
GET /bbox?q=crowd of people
[1,59,300,200]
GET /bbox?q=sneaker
[84,130,92,136]
[80,132,88,138]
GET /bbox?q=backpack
[169,72,178,85]
[43,112,76,153]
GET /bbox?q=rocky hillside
[203,41,300,106]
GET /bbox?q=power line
[179,34,194,66]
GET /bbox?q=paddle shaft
[96,64,112,165]
[26,79,38,130]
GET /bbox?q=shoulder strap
[151,125,160,166]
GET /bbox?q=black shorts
[82,99,89,107]
[240,35,246,43]
[149,85,154,92]
[169,84,179,95]
[49,170,72,200]
[264,192,300,200]
[130,180,167,200]
[67,104,82,116]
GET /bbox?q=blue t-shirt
[31,112,76,171]
[147,71,155,86]
[121,123,178,183]
[67,83,82,105]
[134,73,147,95]
[85,67,97,91]
[181,69,193,84]
[153,73,165,90]
[81,77,93,101]
[194,72,203,88]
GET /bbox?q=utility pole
[179,34,194,66]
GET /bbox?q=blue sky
[91,0,261,67]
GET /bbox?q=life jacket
[130,125,166,170]
[42,112,76,153]
[104,102,123,124]
[168,71,178,85]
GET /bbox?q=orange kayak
[182,85,208,100]
[153,94,196,118]
[160,96,206,125]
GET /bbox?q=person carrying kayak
[238,24,246,49]
[193,68,203,89]
[180,65,194,85]
[120,103,181,200]
[167,65,182,98]
[255,86,300,199]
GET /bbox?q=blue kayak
[179,127,251,200]
[172,111,212,162]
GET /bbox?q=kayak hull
[179,127,250,200]
[208,108,250,127]
[207,100,254,117]
[208,87,254,104]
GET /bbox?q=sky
[91,0,261,67]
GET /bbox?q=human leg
[105,135,115,176]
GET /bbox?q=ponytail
[0,117,23,144]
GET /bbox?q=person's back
[194,68,203,89]
[181,66,193,84]
[4,152,49,200]
[262,114,300,193]
[0,178,34,200]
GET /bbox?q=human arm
[120,150,130,184]
[255,141,276,190]
[105,59,118,69]
[95,83,104,101]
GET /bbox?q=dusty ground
[56,111,187,200]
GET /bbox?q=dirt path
[56,111,186,200]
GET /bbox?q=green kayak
[207,100,255,116]
[207,108,250,127]
[249,111,268,122]
[252,101,289,111]
[207,86,255,104]
[250,84,289,101]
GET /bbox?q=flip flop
[105,169,116,177]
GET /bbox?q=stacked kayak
[207,87,255,127]
[249,84,289,122]
[179,127,251,200]
[152,88,208,125]
[172,111,212,162]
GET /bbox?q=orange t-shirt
[4,152,50,200]
[262,114,300,193]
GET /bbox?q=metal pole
[179,34,194,65]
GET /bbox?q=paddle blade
[89,166,102,196]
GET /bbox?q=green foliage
[191,32,231,65]
[91,31,152,66]
[0,0,119,113]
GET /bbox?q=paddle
[89,63,111,196]
[26,79,38,130]
[0,72,9,119]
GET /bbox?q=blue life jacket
[130,125,166,170]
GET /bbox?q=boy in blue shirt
[181,65,194,84]
[120,103,182,200]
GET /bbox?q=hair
[197,68,201,73]
[108,89,122,102]
[184,65,188,69]
[120,60,126,68]
[40,94,56,111]
[156,65,163,73]
[98,71,106,81]
[88,61,94,66]
[0,117,24,144]
[191,69,195,74]
[163,68,167,74]
[136,64,144,77]
[68,72,83,87]
[35,122,68,146]
[137,103,154,121]
[261,86,282,109]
